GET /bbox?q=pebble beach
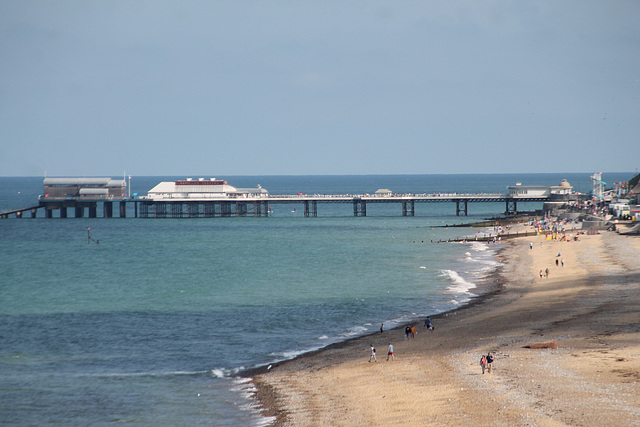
[252,227,640,426]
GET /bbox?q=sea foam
[440,269,477,295]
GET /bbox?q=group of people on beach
[480,353,494,374]
[405,325,417,339]
[533,244,567,279]
[370,320,494,375]
[368,343,394,362]
[369,317,435,362]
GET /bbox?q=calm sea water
[0,173,630,425]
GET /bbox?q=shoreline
[241,237,508,379]
[250,229,640,426]
[244,236,510,423]
[245,273,506,425]
[241,245,506,378]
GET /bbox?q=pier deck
[1,193,552,219]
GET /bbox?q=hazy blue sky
[1,1,638,177]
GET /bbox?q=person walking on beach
[539,270,543,279]
[405,326,411,340]
[387,343,394,361]
[410,326,417,339]
[380,323,384,333]
[480,355,487,374]
[369,344,377,362]
[545,268,550,278]
[486,353,494,373]
[425,316,434,331]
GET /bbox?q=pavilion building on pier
[145,178,268,200]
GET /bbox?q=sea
[0,173,630,426]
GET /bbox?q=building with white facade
[508,179,574,197]
[508,182,550,197]
[145,178,268,200]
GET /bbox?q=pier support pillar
[506,199,517,216]
[104,202,113,218]
[456,200,468,216]
[221,203,231,217]
[304,201,317,217]
[157,202,168,218]
[60,207,67,218]
[171,203,183,218]
[353,197,367,216]
[353,199,366,216]
[89,204,97,218]
[140,202,149,218]
[402,200,415,216]
[75,206,84,218]
[205,202,217,217]
[256,201,268,217]
[187,202,199,217]
[237,203,247,217]
[31,208,38,218]
[46,208,53,219]
[119,201,127,218]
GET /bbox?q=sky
[1,1,639,177]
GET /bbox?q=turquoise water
[0,173,630,425]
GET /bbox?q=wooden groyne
[435,227,583,243]
[434,230,540,243]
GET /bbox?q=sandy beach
[252,227,640,426]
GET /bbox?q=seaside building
[508,179,587,217]
[508,179,575,198]
[42,177,127,199]
[508,183,550,197]
[145,178,268,200]
[550,179,573,195]
[374,188,393,197]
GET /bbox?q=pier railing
[1,192,553,219]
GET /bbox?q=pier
[1,193,550,219]
[1,176,584,219]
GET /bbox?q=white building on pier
[145,178,268,200]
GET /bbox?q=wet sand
[251,229,640,426]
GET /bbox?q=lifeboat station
[23,177,129,219]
